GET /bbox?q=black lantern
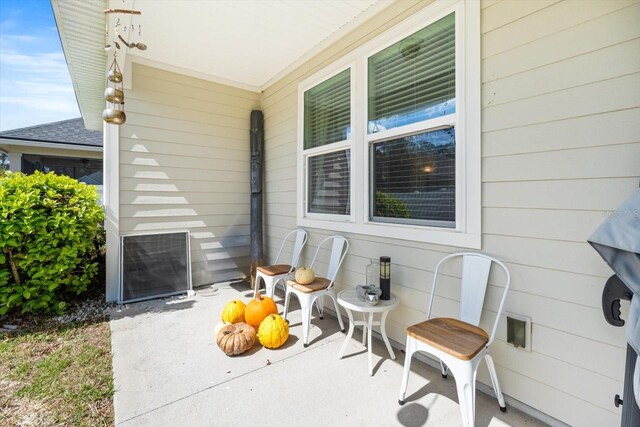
[380,256,391,300]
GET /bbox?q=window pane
[0,153,8,170]
[21,154,103,184]
[308,149,350,215]
[372,128,455,225]
[304,69,351,149]
[368,13,455,133]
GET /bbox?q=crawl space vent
[120,231,192,303]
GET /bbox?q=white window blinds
[308,149,351,215]
[304,68,351,149]
[371,128,455,226]
[368,13,455,132]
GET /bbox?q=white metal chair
[254,229,308,299]
[283,235,348,347]
[398,252,511,427]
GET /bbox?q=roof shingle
[0,118,102,147]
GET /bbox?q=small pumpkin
[221,300,246,324]
[216,322,256,356]
[244,294,278,329]
[294,267,315,285]
[258,314,289,349]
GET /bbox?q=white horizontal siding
[260,0,640,425]
[121,64,260,285]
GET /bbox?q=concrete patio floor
[110,281,549,427]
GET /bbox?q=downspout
[250,110,264,288]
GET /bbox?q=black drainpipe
[249,110,264,289]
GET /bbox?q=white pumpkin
[295,267,316,285]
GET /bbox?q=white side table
[337,288,399,375]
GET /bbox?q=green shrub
[0,172,104,315]
[375,191,411,219]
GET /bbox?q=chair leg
[283,287,292,321]
[451,361,476,427]
[300,294,314,347]
[316,295,324,319]
[327,291,345,332]
[398,337,416,405]
[484,353,506,411]
[264,276,276,299]
[440,360,449,378]
[253,273,264,298]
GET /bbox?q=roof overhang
[0,137,103,153]
[52,0,394,130]
[51,0,107,131]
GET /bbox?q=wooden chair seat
[257,264,292,276]
[286,277,331,293]
[407,318,488,361]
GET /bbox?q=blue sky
[0,0,79,131]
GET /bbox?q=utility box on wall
[506,312,532,351]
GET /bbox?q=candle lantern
[380,256,391,300]
[366,258,380,289]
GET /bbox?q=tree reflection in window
[372,127,455,225]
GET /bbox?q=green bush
[375,191,411,219]
[0,171,104,315]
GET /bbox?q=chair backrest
[427,252,510,346]
[274,229,308,273]
[309,235,349,287]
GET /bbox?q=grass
[0,320,113,426]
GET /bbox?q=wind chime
[102,5,147,125]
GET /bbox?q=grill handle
[602,275,633,327]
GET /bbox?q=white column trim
[104,121,120,302]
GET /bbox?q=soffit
[51,0,107,131]
[53,0,391,130]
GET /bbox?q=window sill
[297,217,481,249]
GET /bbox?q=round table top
[337,288,399,313]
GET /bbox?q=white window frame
[297,0,480,249]
[297,62,356,223]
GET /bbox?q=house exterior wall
[119,63,261,286]
[260,1,640,426]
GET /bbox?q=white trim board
[0,138,102,153]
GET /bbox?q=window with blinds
[368,13,455,133]
[308,150,351,215]
[302,67,352,218]
[368,12,456,227]
[297,1,481,246]
[371,128,455,227]
[304,68,351,149]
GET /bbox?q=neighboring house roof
[0,118,102,148]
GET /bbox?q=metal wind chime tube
[102,5,147,126]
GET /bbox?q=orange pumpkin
[221,300,246,324]
[244,294,278,329]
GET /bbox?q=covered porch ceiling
[53,0,393,130]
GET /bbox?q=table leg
[380,310,395,359]
[338,308,355,359]
[368,312,374,375]
[361,313,367,346]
